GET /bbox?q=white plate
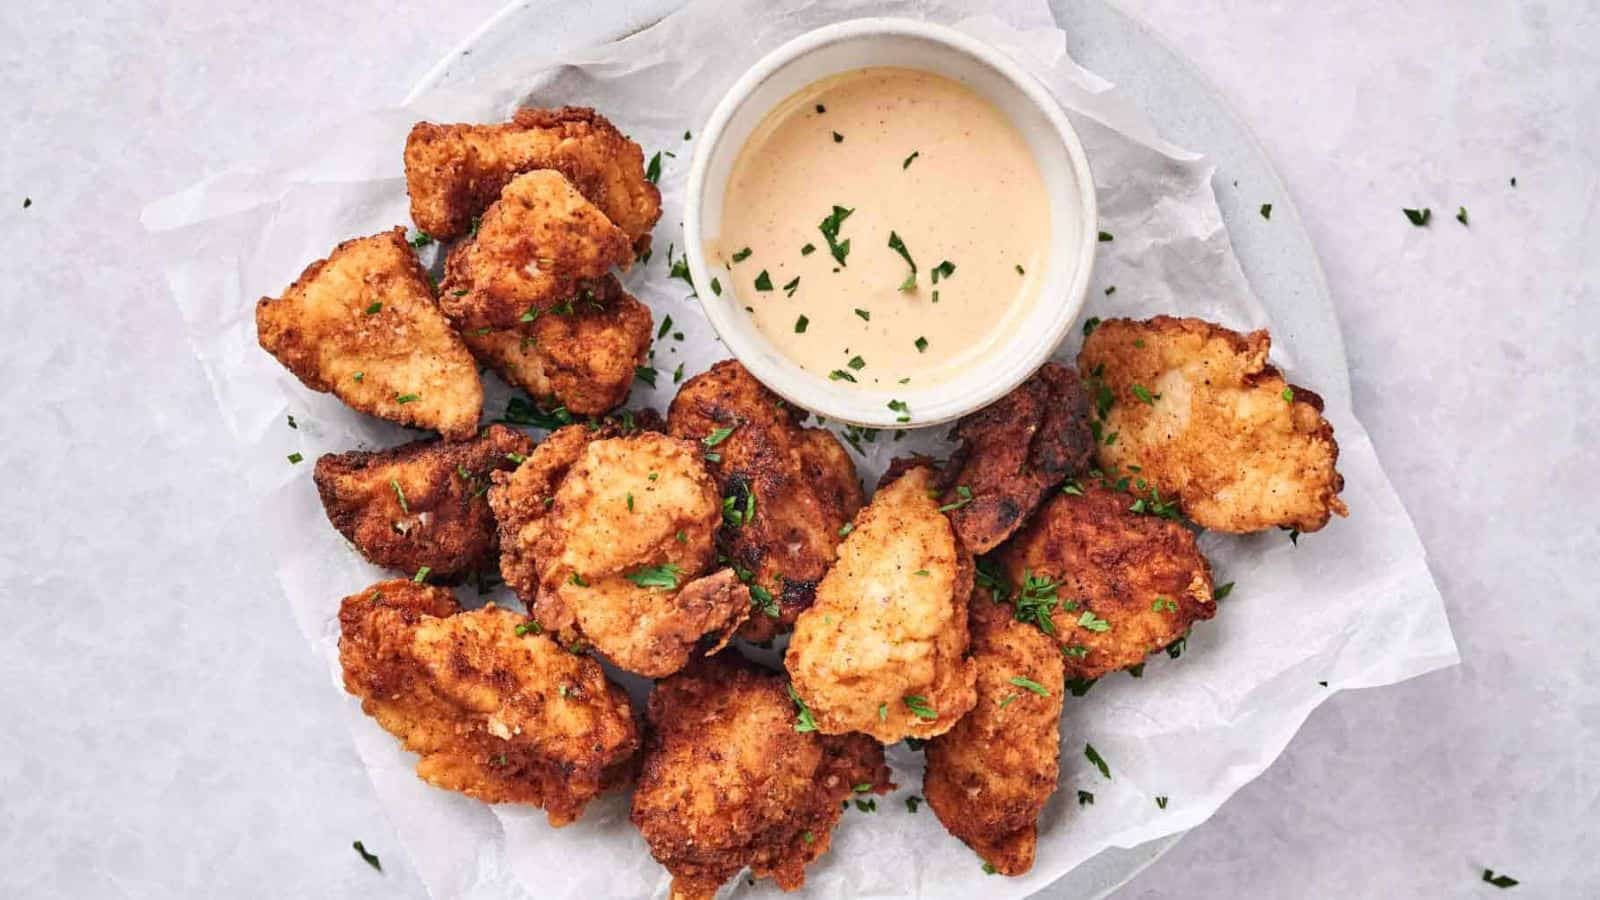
[408,1,1347,897]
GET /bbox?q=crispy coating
[337,579,638,826]
[462,274,651,416]
[256,228,483,440]
[785,467,977,742]
[1078,316,1348,533]
[667,360,865,642]
[924,594,1064,876]
[404,106,662,247]
[313,425,535,581]
[438,170,635,331]
[999,484,1215,679]
[936,362,1096,554]
[489,428,750,677]
[631,656,892,900]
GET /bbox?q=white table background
[1,1,1594,897]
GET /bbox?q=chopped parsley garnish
[413,566,431,583]
[1009,676,1049,696]
[1082,316,1102,337]
[1077,610,1111,633]
[1166,635,1187,659]
[887,398,910,423]
[929,260,955,283]
[914,336,928,353]
[815,103,826,114]
[937,485,973,513]
[635,366,658,387]
[837,522,854,538]
[903,695,936,720]
[1077,790,1095,806]
[1282,386,1294,402]
[1012,571,1060,633]
[644,152,662,184]
[787,683,818,732]
[22,197,31,209]
[389,478,410,514]
[829,369,856,382]
[1084,742,1111,778]
[1156,795,1169,809]
[795,314,810,334]
[704,424,738,447]
[500,396,573,430]
[982,863,998,875]
[1063,644,1089,659]
[1403,207,1432,227]
[783,275,800,297]
[801,831,815,844]
[800,242,816,256]
[750,583,779,618]
[997,694,1017,710]
[352,841,382,872]
[1259,203,1272,220]
[847,355,865,370]
[1105,285,1116,295]
[1015,263,1026,275]
[1213,581,1235,601]
[730,246,753,264]
[905,795,922,813]
[365,301,382,315]
[832,131,844,143]
[1098,231,1114,242]
[854,308,870,321]
[753,270,773,291]
[818,205,854,266]
[1482,869,1518,888]
[409,231,433,248]
[887,231,917,291]
[287,452,303,464]
[625,563,682,590]
[902,151,919,168]
[658,314,674,339]
[286,414,297,429]
[854,798,876,812]
[352,372,363,382]
[673,362,686,384]
[1457,206,1469,226]
[569,572,588,587]
[1152,596,1179,613]
[913,569,930,577]
[1131,384,1158,405]
[394,393,419,404]
[514,621,541,636]
[710,276,721,296]
[516,306,540,324]
[625,492,634,512]
[877,703,888,721]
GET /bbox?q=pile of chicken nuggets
[256,105,1349,897]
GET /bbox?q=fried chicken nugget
[924,593,1064,876]
[667,360,865,642]
[405,106,662,247]
[256,227,482,440]
[462,274,651,416]
[936,362,1096,554]
[439,170,635,331]
[631,655,892,900]
[999,484,1215,679]
[489,427,750,677]
[1078,316,1348,533]
[313,425,534,581]
[786,466,978,742]
[337,579,638,826]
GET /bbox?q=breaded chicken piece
[1078,316,1348,533]
[667,360,865,642]
[935,362,1095,554]
[924,594,1064,876]
[337,579,638,826]
[404,106,662,248]
[314,425,535,581]
[489,427,750,677]
[256,228,483,440]
[631,655,892,900]
[438,170,635,331]
[462,274,651,416]
[998,483,1215,679]
[785,467,977,742]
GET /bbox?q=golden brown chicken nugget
[256,228,483,440]
[667,360,864,642]
[936,362,1096,554]
[337,579,638,826]
[438,170,634,331]
[404,106,662,247]
[1078,316,1347,533]
[997,483,1215,679]
[924,594,1064,876]
[631,655,892,900]
[490,428,749,678]
[786,466,978,742]
[313,425,535,581]
[462,274,651,416]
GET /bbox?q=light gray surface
[0,3,1594,900]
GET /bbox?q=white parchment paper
[142,0,1458,897]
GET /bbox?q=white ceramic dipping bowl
[684,17,1098,429]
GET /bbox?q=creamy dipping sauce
[715,66,1051,388]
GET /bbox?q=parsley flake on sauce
[1259,203,1273,220]
[902,150,920,169]
[783,275,800,297]
[352,841,382,872]
[1403,207,1432,227]
[795,314,810,334]
[818,205,854,266]
[887,231,918,291]
[854,308,870,321]
[1084,742,1111,778]
[730,246,753,264]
